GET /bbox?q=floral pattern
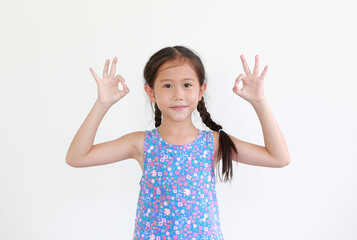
[133,128,224,239]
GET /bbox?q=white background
[1,0,356,239]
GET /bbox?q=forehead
[156,60,198,81]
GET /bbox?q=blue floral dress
[133,128,224,240]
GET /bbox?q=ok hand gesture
[89,57,130,107]
[233,55,268,104]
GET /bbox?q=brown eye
[164,84,171,88]
[184,83,192,87]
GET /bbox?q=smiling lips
[171,106,186,111]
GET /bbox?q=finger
[123,81,130,93]
[120,79,129,92]
[240,55,251,75]
[233,74,245,92]
[115,74,125,83]
[103,59,109,79]
[259,65,268,80]
[253,55,259,75]
[89,68,100,82]
[109,56,117,78]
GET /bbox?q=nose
[173,86,184,101]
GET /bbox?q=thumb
[233,74,244,96]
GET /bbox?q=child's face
[145,60,207,122]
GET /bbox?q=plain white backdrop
[1,0,356,239]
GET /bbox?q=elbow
[66,158,81,168]
[66,158,75,167]
[279,157,291,167]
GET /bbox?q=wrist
[94,99,112,110]
[250,97,267,107]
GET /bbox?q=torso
[134,130,220,172]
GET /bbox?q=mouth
[171,106,187,111]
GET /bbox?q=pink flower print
[204,227,208,232]
[186,175,192,180]
[151,170,157,177]
[158,221,163,226]
[156,188,161,194]
[149,234,155,240]
[175,170,180,175]
[204,163,208,167]
[164,208,171,216]
[184,188,191,196]
[158,172,162,177]
[207,175,212,182]
[156,236,161,240]
[163,201,168,206]
[178,202,183,207]
[193,223,197,228]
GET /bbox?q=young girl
[66,46,290,239]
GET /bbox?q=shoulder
[210,130,238,164]
[127,131,145,159]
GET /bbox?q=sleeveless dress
[132,128,224,240]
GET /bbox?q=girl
[66,46,290,239]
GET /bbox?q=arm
[65,100,110,166]
[251,98,290,166]
[66,56,131,167]
[230,54,290,167]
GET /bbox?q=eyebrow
[159,78,194,82]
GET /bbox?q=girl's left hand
[233,54,268,104]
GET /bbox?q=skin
[144,60,207,145]
[73,54,289,171]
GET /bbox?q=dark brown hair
[143,45,238,183]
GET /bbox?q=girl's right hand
[89,56,130,107]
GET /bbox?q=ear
[199,82,207,101]
[144,84,156,103]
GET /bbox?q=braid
[154,103,162,128]
[197,98,222,131]
[197,97,238,183]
